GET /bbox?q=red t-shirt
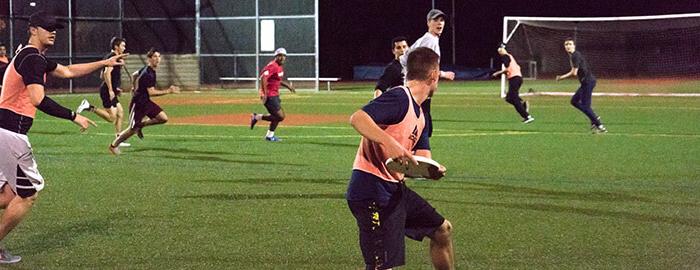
[260,60,284,97]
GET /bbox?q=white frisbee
[385,156,444,180]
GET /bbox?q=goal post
[500,13,700,97]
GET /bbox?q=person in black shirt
[374,36,408,98]
[0,43,9,91]
[76,37,131,146]
[109,48,179,155]
[556,38,607,133]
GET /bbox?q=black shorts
[99,84,120,108]
[129,100,162,128]
[347,183,445,269]
[264,96,282,114]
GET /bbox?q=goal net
[500,13,700,97]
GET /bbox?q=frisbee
[385,156,444,180]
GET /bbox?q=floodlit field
[13,80,700,269]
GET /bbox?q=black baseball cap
[29,11,64,32]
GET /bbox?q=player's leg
[262,97,283,140]
[505,77,529,120]
[110,102,141,154]
[347,200,406,269]
[403,186,454,270]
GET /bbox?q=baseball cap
[426,9,446,21]
[274,48,287,56]
[29,11,64,32]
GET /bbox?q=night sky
[318,0,700,78]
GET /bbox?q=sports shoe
[132,124,144,140]
[108,144,121,155]
[0,248,21,264]
[76,99,91,114]
[265,136,281,142]
[523,100,530,113]
[522,116,535,124]
[250,113,258,129]
[591,124,608,134]
[115,134,131,147]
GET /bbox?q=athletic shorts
[129,100,163,128]
[347,182,445,269]
[99,84,120,108]
[264,96,282,114]
[0,128,44,198]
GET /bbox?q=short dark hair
[0,43,6,48]
[406,47,439,81]
[110,37,125,49]
[391,36,407,49]
[146,48,159,58]
[564,37,575,43]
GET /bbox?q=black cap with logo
[29,11,64,32]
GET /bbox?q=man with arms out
[347,47,454,270]
[0,11,124,263]
[250,47,295,142]
[109,48,179,155]
[76,37,131,146]
[556,38,607,133]
[492,43,534,123]
[374,36,408,98]
[400,9,455,138]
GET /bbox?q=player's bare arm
[259,74,269,102]
[146,85,179,97]
[103,66,115,99]
[50,53,128,79]
[440,70,455,80]
[281,81,295,93]
[350,109,417,166]
[556,67,577,81]
[27,84,96,131]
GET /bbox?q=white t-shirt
[400,32,441,75]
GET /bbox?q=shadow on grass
[16,215,113,256]
[159,155,306,166]
[182,193,345,201]
[195,177,346,185]
[419,181,700,208]
[292,141,357,149]
[129,147,260,156]
[433,199,700,228]
[29,130,77,136]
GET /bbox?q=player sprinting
[0,11,123,263]
[492,43,534,123]
[76,37,131,146]
[347,47,454,270]
[109,48,179,155]
[374,36,408,98]
[400,9,456,138]
[556,38,607,133]
[250,47,296,142]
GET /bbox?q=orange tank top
[0,47,46,118]
[505,53,522,79]
[352,87,425,182]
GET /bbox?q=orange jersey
[505,53,522,79]
[0,46,53,118]
[352,87,425,182]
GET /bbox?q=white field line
[526,92,700,97]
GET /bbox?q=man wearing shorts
[250,47,295,142]
[109,48,179,155]
[76,37,131,146]
[347,47,454,270]
[0,11,123,263]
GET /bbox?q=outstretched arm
[281,81,295,93]
[146,85,180,97]
[51,53,128,79]
[27,84,96,131]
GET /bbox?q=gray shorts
[0,128,44,197]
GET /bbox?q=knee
[570,99,579,107]
[505,96,517,104]
[277,115,285,122]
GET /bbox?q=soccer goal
[500,13,700,98]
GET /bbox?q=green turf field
[10,80,700,269]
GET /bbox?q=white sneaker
[76,99,91,114]
[108,144,121,155]
[0,248,21,264]
[522,116,535,124]
[115,134,131,147]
